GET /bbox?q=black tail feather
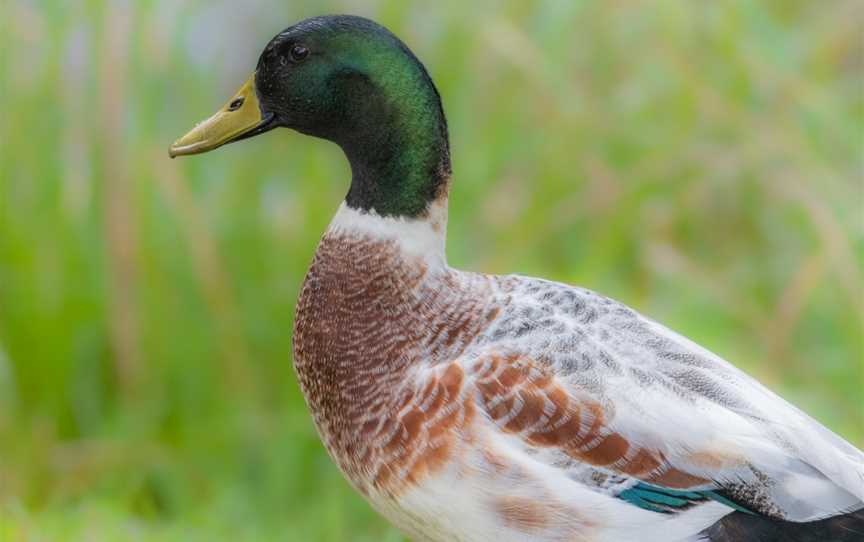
[702,508,864,542]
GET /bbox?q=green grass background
[1,0,862,540]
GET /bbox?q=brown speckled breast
[292,231,498,497]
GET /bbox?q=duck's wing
[463,275,864,522]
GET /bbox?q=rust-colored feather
[470,354,710,487]
[293,232,492,496]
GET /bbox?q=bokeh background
[1,1,862,540]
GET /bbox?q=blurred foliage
[1,0,862,540]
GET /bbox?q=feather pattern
[292,201,864,542]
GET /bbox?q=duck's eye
[290,45,309,62]
[228,97,244,111]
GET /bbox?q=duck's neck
[331,52,451,219]
[327,197,449,266]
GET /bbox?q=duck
[169,15,864,542]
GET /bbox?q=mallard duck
[169,15,864,542]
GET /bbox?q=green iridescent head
[170,15,451,218]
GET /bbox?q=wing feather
[468,275,864,521]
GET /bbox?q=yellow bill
[169,74,269,158]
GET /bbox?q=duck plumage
[291,202,863,541]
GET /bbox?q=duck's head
[170,15,451,218]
